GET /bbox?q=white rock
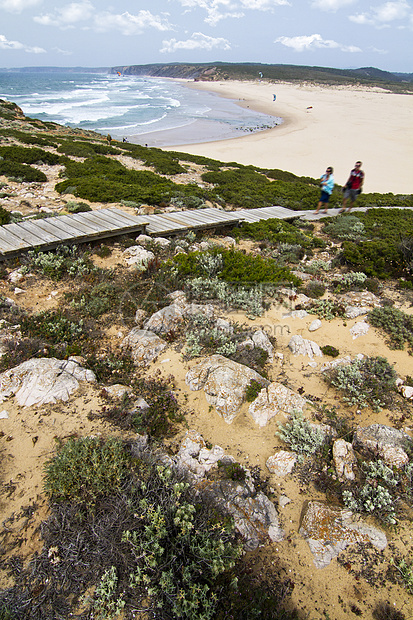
[282,310,309,319]
[333,439,357,481]
[0,358,96,408]
[0,410,9,419]
[400,385,413,399]
[288,335,323,358]
[350,321,369,339]
[249,382,306,428]
[266,451,297,476]
[308,319,322,332]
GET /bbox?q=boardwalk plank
[0,228,26,252]
[26,218,76,242]
[5,222,45,246]
[0,227,31,251]
[16,220,62,245]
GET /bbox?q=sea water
[0,70,281,146]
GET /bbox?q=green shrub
[245,379,264,401]
[321,345,340,357]
[332,271,367,291]
[0,145,61,165]
[20,309,87,347]
[327,355,397,411]
[65,200,92,213]
[100,374,183,438]
[185,314,237,358]
[276,411,325,460]
[24,245,95,280]
[123,463,242,620]
[218,461,247,481]
[85,350,135,384]
[0,159,47,182]
[308,299,346,320]
[303,280,326,298]
[44,436,129,504]
[236,218,323,249]
[0,206,11,225]
[323,215,365,241]
[339,209,413,278]
[368,306,413,351]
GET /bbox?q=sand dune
[163,80,413,195]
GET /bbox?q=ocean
[0,70,282,147]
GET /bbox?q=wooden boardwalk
[0,203,371,259]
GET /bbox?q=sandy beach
[159,80,413,195]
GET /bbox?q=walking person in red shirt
[339,161,364,213]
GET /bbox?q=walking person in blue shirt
[315,166,335,214]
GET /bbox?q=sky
[0,0,412,73]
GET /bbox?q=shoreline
[155,79,413,194]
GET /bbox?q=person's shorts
[343,188,359,202]
[319,190,330,203]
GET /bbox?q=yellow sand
[165,80,413,195]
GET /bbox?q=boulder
[185,354,269,423]
[345,306,369,319]
[121,328,167,366]
[0,357,96,407]
[353,424,412,467]
[122,246,155,269]
[333,439,357,481]
[248,382,307,427]
[299,501,387,568]
[350,321,369,339]
[288,335,323,358]
[266,451,297,476]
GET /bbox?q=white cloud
[160,31,231,52]
[311,0,356,11]
[34,3,173,34]
[0,33,45,52]
[0,0,40,12]
[178,0,289,25]
[93,10,173,35]
[34,1,94,27]
[349,0,412,26]
[53,46,74,56]
[275,33,361,51]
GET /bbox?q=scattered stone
[237,329,274,362]
[152,237,171,247]
[320,354,364,372]
[278,495,291,508]
[399,384,413,399]
[0,358,96,407]
[350,321,369,339]
[8,268,25,285]
[14,287,25,295]
[266,451,297,476]
[103,384,133,399]
[308,319,322,332]
[134,308,147,325]
[299,501,387,568]
[333,439,357,480]
[353,424,412,467]
[121,328,167,366]
[122,246,155,269]
[345,306,369,319]
[340,291,381,308]
[185,354,269,423]
[0,410,9,419]
[135,233,153,245]
[249,382,306,427]
[288,335,323,358]
[282,309,309,319]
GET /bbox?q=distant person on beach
[340,161,364,213]
[106,134,112,145]
[315,166,335,214]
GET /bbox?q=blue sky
[0,0,412,72]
